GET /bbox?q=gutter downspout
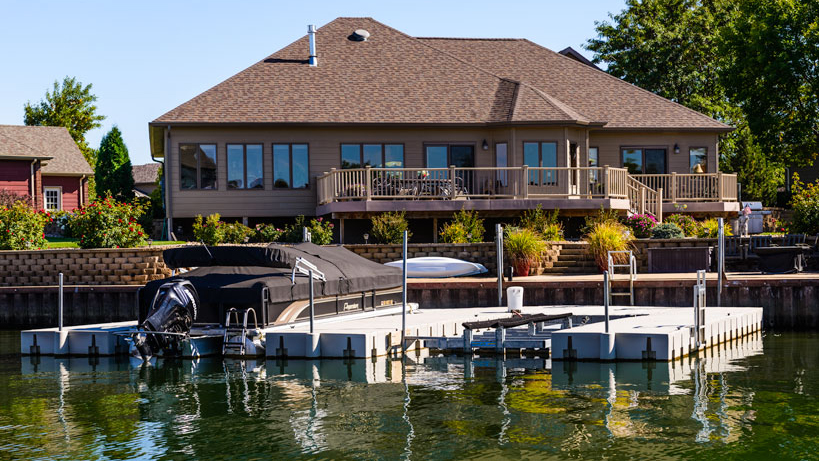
[30,160,36,208]
[79,175,86,207]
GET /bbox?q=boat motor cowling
[136,280,199,357]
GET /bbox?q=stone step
[552,260,597,268]
[558,248,589,256]
[556,242,589,249]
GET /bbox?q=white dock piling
[401,230,408,353]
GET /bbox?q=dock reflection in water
[3,331,819,460]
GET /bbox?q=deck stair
[542,242,597,274]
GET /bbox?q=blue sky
[0,0,625,166]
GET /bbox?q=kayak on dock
[384,256,488,278]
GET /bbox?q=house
[149,17,738,242]
[132,163,161,197]
[0,125,92,211]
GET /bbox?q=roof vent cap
[350,29,370,41]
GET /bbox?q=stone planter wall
[344,242,562,276]
[0,246,182,286]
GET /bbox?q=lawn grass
[44,238,180,249]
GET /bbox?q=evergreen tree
[95,126,135,200]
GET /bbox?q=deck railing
[316,166,736,220]
[632,173,738,203]
[317,166,633,205]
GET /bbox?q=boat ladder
[607,250,637,305]
[222,307,259,356]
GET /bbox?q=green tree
[24,76,105,166]
[585,0,785,204]
[720,0,819,167]
[95,126,135,200]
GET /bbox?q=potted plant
[504,228,546,276]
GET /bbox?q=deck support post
[603,165,610,198]
[365,166,372,201]
[495,326,505,352]
[522,165,529,199]
[462,328,473,353]
[670,172,677,203]
[449,165,457,199]
[718,172,725,201]
[433,218,438,243]
[339,218,344,244]
[656,188,664,222]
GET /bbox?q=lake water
[0,330,817,460]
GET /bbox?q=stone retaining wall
[0,246,181,286]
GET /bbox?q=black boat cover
[140,243,402,317]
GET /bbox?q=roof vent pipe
[308,24,317,67]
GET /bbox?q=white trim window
[44,186,61,211]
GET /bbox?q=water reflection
[3,331,819,460]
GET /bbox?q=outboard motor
[132,280,199,360]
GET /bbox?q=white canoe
[385,257,488,278]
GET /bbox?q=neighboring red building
[0,125,92,211]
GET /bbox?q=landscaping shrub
[193,213,224,246]
[0,202,51,250]
[625,214,657,238]
[0,190,31,208]
[664,214,698,237]
[697,218,733,238]
[585,221,633,272]
[652,222,685,239]
[519,205,563,241]
[790,175,819,235]
[439,208,484,243]
[223,221,254,244]
[439,222,469,243]
[504,227,547,276]
[282,215,334,245]
[581,206,621,234]
[370,211,410,244]
[68,194,147,249]
[255,224,284,243]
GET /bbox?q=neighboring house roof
[132,163,160,185]
[0,125,93,175]
[153,17,730,131]
[558,47,600,70]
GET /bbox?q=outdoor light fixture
[674,143,680,154]
[363,233,369,244]
[482,139,489,151]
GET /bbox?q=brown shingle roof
[132,163,160,185]
[0,125,93,175]
[153,17,730,131]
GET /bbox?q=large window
[273,144,309,189]
[180,143,217,190]
[44,187,61,211]
[523,142,557,185]
[340,144,404,169]
[227,144,263,189]
[621,147,666,174]
[690,147,707,173]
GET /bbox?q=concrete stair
[542,242,598,274]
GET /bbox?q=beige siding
[164,126,720,218]
[588,131,719,173]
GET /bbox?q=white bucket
[506,286,524,312]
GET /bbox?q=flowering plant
[664,214,698,237]
[790,174,819,234]
[256,223,284,243]
[67,194,147,249]
[625,214,657,238]
[193,213,224,246]
[0,202,51,250]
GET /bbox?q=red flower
[138,231,143,236]
[129,227,134,231]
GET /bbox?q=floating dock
[21,304,762,361]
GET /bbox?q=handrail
[632,173,738,202]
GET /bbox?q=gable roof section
[153,17,730,131]
[0,125,93,175]
[132,163,160,185]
